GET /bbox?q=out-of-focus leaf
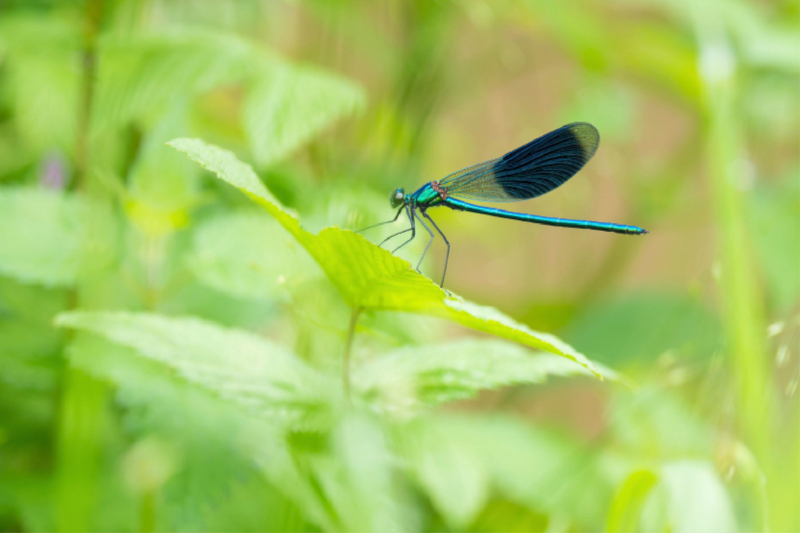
[315,413,412,532]
[610,388,712,457]
[401,417,488,529]
[565,291,722,366]
[0,15,80,154]
[244,62,366,168]
[56,311,340,429]
[614,21,701,103]
[65,334,318,532]
[95,30,257,130]
[124,103,199,234]
[355,339,620,411]
[402,414,611,529]
[606,469,659,533]
[0,188,118,287]
[748,176,800,312]
[644,461,737,533]
[560,77,637,142]
[0,277,67,358]
[168,138,599,374]
[718,0,800,72]
[188,211,320,300]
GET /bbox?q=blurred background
[0,0,798,531]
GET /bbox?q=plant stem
[141,490,155,533]
[55,2,107,531]
[342,307,361,402]
[701,40,770,462]
[74,0,104,190]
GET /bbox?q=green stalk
[55,1,107,531]
[699,32,772,531]
[54,366,108,532]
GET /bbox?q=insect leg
[414,210,435,273]
[422,210,450,288]
[378,227,412,247]
[391,206,417,254]
[355,206,405,233]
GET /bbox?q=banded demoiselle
[362,122,648,287]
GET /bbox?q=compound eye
[390,188,405,208]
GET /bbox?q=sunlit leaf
[95,29,258,130]
[402,414,612,529]
[65,334,316,532]
[0,188,118,287]
[606,470,659,533]
[610,388,712,457]
[168,138,598,374]
[355,339,619,411]
[321,413,411,532]
[56,311,341,429]
[565,291,722,366]
[244,61,366,167]
[0,15,80,154]
[401,417,488,529]
[647,461,737,533]
[189,211,321,300]
[748,176,800,312]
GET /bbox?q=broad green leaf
[401,418,488,529]
[401,414,611,529]
[56,311,340,429]
[355,339,619,411]
[189,211,321,299]
[565,291,722,366]
[610,388,712,457]
[95,29,257,130]
[0,15,80,153]
[314,413,412,532]
[125,103,199,232]
[606,470,659,533]
[0,188,118,287]
[651,461,737,533]
[168,138,598,373]
[748,176,800,312]
[244,62,366,167]
[65,334,322,532]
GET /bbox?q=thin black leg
[355,206,405,233]
[422,210,450,288]
[414,211,434,273]
[378,227,412,247]
[391,207,416,253]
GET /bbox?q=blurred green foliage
[0,1,798,532]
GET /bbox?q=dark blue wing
[438,122,600,202]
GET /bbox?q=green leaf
[95,29,257,129]
[56,311,340,429]
[565,291,722,366]
[610,388,713,458]
[355,339,619,410]
[401,418,488,529]
[402,414,612,529]
[0,15,80,153]
[320,413,411,532]
[0,188,118,287]
[65,334,318,532]
[189,211,321,300]
[748,175,800,312]
[606,470,659,533]
[168,138,598,374]
[244,61,366,167]
[653,461,737,533]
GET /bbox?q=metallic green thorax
[409,183,444,206]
